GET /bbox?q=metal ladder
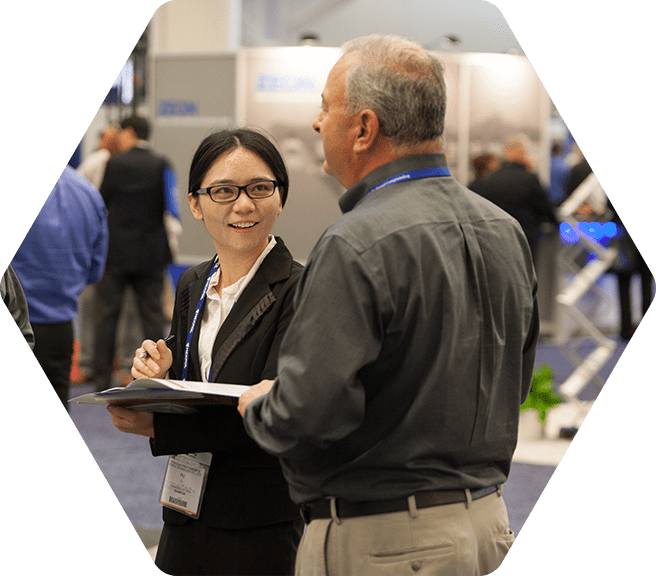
[554,173,617,413]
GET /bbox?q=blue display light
[560,222,580,243]
[559,221,617,244]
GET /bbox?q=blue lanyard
[181,256,220,381]
[366,167,451,195]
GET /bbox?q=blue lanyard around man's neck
[181,256,220,381]
[366,166,451,196]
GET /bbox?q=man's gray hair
[341,35,446,146]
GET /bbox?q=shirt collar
[338,153,449,214]
[207,235,277,298]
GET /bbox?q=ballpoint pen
[138,334,176,359]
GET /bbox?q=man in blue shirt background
[11,165,108,410]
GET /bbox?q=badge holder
[159,452,212,518]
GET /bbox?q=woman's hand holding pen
[111,336,175,439]
[132,336,174,380]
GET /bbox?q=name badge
[159,452,212,518]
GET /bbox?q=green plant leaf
[520,363,562,426]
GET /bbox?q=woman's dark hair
[188,128,289,207]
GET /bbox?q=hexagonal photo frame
[2,0,654,574]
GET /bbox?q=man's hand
[107,405,155,438]
[238,379,275,417]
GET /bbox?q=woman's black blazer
[149,237,303,529]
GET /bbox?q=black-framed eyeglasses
[195,180,279,204]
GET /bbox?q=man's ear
[353,109,379,153]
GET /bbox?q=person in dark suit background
[92,114,181,392]
[468,151,499,189]
[469,135,557,259]
[76,123,142,386]
[106,128,304,575]
[565,153,592,198]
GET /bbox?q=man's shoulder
[110,145,167,162]
[485,163,539,190]
[135,144,171,166]
[105,146,172,178]
[60,165,104,199]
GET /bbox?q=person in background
[565,152,591,199]
[238,34,539,576]
[470,135,557,259]
[610,203,654,340]
[92,114,181,392]
[107,128,304,575]
[468,152,499,189]
[77,124,119,189]
[1,264,34,349]
[11,165,108,409]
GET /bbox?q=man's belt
[300,485,500,524]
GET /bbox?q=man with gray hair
[239,34,539,575]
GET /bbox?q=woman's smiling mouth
[230,221,258,229]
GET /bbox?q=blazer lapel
[209,272,275,381]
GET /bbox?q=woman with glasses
[107,128,304,575]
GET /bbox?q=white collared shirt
[198,236,277,382]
